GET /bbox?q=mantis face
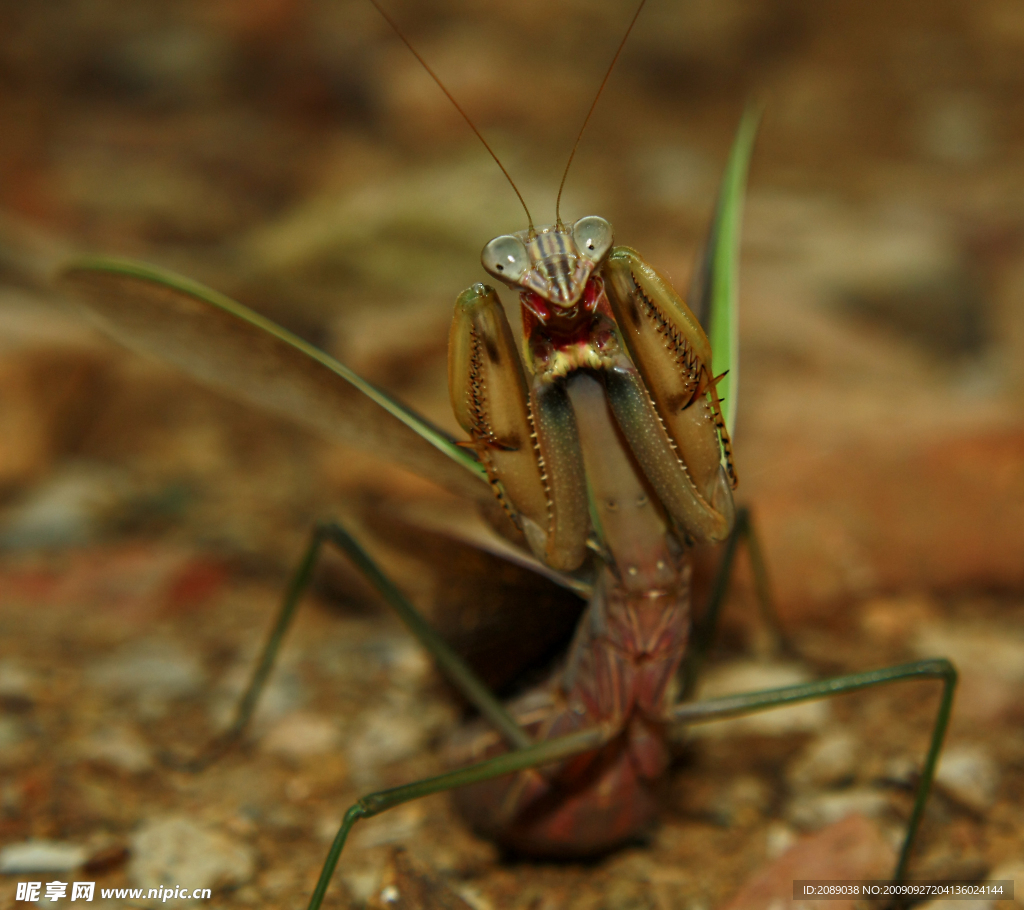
[481,216,614,309]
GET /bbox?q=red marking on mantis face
[520,277,607,347]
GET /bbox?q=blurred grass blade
[58,256,491,501]
[691,106,760,439]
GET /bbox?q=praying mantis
[47,1,958,907]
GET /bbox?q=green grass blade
[701,106,760,439]
[59,256,489,496]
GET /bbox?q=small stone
[260,867,297,897]
[935,744,999,812]
[88,640,205,717]
[76,726,153,774]
[692,661,830,737]
[860,595,936,641]
[386,640,434,689]
[0,462,132,549]
[880,754,918,787]
[261,712,341,760]
[0,716,29,765]
[232,885,261,905]
[1,780,24,816]
[721,814,894,910]
[346,696,456,782]
[915,624,1024,679]
[787,730,860,789]
[0,659,39,701]
[986,863,1024,907]
[764,822,798,859]
[366,847,475,910]
[917,92,992,165]
[713,775,773,828]
[352,804,427,849]
[209,660,304,731]
[788,788,890,829]
[914,622,1024,721]
[0,840,88,874]
[83,843,131,874]
[904,899,988,910]
[128,817,255,894]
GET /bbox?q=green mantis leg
[307,724,613,910]
[681,506,791,697]
[671,658,958,882]
[306,659,954,910]
[178,519,529,770]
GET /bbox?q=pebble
[917,92,992,165]
[787,730,860,789]
[0,462,131,549]
[88,640,206,717]
[0,658,38,701]
[128,817,255,893]
[787,788,891,829]
[346,696,456,783]
[347,707,428,775]
[860,594,936,641]
[935,744,999,812]
[260,711,341,760]
[0,716,28,765]
[915,900,991,910]
[1,780,24,816]
[384,639,435,690]
[915,623,1024,681]
[113,28,235,101]
[914,622,1024,721]
[913,863,1024,910]
[880,754,918,787]
[716,775,773,828]
[987,863,1024,908]
[209,661,305,731]
[0,840,88,874]
[691,661,830,737]
[366,847,475,910]
[350,803,427,849]
[721,814,894,910]
[764,822,798,859]
[75,725,154,774]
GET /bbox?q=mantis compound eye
[572,216,613,264]
[482,234,530,283]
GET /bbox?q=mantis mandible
[53,1,957,907]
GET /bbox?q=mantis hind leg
[670,658,958,883]
[307,724,613,910]
[681,505,792,697]
[161,524,325,770]
[169,519,529,771]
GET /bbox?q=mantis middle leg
[172,519,529,770]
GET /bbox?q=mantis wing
[57,257,491,503]
[691,107,760,439]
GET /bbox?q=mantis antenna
[366,0,535,232]
[555,0,648,226]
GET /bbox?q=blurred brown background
[0,1,1022,908]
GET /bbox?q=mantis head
[481,216,613,308]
